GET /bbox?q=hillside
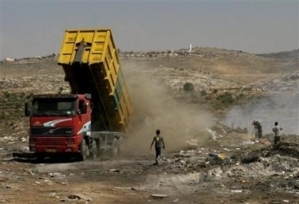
[1,47,298,145]
[1,47,296,98]
[256,49,299,60]
[256,49,299,72]
[0,47,298,121]
[120,47,295,84]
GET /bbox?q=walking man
[272,121,283,145]
[252,120,263,138]
[150,129,165,165]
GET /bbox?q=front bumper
[29,136,81,153]
[29,144,79,153]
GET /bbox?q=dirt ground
[2,139,299,204]
[1,51,299,204]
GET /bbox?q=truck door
[78,99,90,135]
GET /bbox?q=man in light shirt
[272,121,283,145]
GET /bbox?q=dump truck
[25,28,132,161]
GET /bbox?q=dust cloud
[222,93,299,135]
[121,60,214,155]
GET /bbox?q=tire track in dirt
[169,173,200,203]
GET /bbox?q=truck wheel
[112,137,122,156]
[91,140,97,159]
[36,155,44,163]
[79,139,88,161]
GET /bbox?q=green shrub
[200,90,207,96]
[183,82,194,92]
[3,92,10,98]
[236,93,244,100]
[217,92,235,106]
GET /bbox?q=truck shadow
[11,152,80,164]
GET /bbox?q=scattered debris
[231,189,243,193]
[151,194,169,198]
[48,172,65,179]
[109,169,120,173]
[173,198,179,203]
[60,194,92,202]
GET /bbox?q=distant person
[272,121,283,145]
[150,129,165,165]
[252,120,263,138]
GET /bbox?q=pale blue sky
[0,0,298,59]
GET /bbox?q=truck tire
[112,137,122,156]
[78,139,88,161]
[91,140,97,159]
[36,154,45,163]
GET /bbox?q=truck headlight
[67,138,74,145]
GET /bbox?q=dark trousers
[257,130,263,138]
[155,147,162,160]
[255,130,263,138]
[274,136,280,145]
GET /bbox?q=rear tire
[112,137,122,156]
[91,140,98,159]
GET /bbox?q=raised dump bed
[58,28,132,133]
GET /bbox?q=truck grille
[31,127,73,136]
[38,138,64,145]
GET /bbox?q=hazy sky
[0,0,298,59]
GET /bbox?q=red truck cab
[25,93,92,160]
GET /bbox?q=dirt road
[1,154,201,204]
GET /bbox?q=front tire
[78,139,88,161]
[36,154,45,163]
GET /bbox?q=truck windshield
[32,98,76,117]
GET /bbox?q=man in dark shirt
[252,120,263,138]
[150,129,165,165]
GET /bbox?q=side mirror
[25,102,31,116]
[80,103,87,114]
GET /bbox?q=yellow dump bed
[58,28,132,133]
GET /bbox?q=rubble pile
[199,142,299,194]
[160,121,299,177]
[156,136,299,199]
[157,123,252,172]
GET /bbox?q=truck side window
[78,100,84,111]
[79,100,88,114]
